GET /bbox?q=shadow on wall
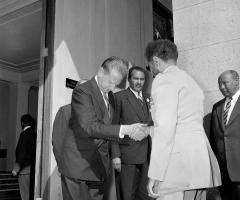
[203,113,222,200]
[203,113,212,139]
[42,166,62,200]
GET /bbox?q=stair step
[0,178,19,184]
[0,183,19,189]
[0,171,21,199]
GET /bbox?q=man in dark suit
[52,79,87,180]
[59,56,146,200]
[210,70,240,200]
[111,66,152,200]
[12,114,36,200]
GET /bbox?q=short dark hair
[128,66,146,80]
[21,114,34,125]
[145,39,178,62]
[101,56,129,77]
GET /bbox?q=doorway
[0,0,42,199]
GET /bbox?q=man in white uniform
[145,39,221,200]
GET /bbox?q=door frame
[34,0,55,199]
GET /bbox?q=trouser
[220,166,240,200]
[156,189,206,200]
[61,175,105,200]
[61,168,117,200]
[18,173,30,200]
[116,161,153,200]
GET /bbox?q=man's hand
[129,124,150,141]
[120,123,150,141]
[12,170,18,176]
[112,157,121,172]
[147,178,162,198]
[12,162,20,176]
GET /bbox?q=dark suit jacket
[16,127,36,170]
[210,96,240,181]
[67,77,120,181]
[52,104,73,176]
[15,126,36,199]
[111,88,152,164]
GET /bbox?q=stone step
[0,182,19,189]
[0,171,21,200]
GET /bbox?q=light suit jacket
[148,66,221,194]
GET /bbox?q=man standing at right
[210,70,240,200]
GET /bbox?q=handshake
[121,123,150,141]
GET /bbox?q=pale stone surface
[174,0,240,51]
[173,0,240,113]
[177,39,240,92]
[173,0,211,11]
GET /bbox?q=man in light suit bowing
[210,70,240,200]
[144,39,221,200]
[68,56,147,200]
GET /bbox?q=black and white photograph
[0,0,239,200]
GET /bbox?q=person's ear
[152,56,158,64]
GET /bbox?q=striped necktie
[103,92,110,116]
[223,98,232,126]
[137,92,143,105]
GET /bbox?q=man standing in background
[12,114,36,200]
[111,66,152,200]
[210,70,240,200]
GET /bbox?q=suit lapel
[142,93,150,116]
[90,77,109,120]
[126,88,145,121]
[227,96,240,127]
[216,99,225,131]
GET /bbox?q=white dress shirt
[95,76,109,108]
[129,88,143,100]
[23,126,31,131]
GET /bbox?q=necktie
[103,92,110,116]
[223,98,232,126]
[137,92,143,105]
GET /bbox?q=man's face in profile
[129,69,145,93]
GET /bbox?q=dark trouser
[116,161,153,200]
[220,167,240,200]
[61,175,105,200]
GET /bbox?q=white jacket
[148,66,221,194]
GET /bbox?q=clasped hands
[121,123,150,141]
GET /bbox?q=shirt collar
[163,65,178,73]
[231,89,240,102]
[95,76,108,97]
[129,87,142,98]
[23,126,31,131]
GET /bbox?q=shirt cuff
[119,125,124,138]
